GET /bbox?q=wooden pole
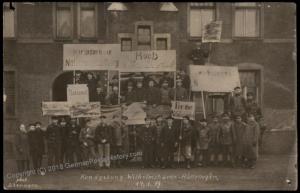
[201,91,206,119]
[118,71,121,104]
[174,71,177,101]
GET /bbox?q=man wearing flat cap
[161,116,178,168]
[174,79,188,101]
[95,115,112,168]
[160,80,174,106]
[229,86,246,120]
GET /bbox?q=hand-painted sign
[70,102,101,118]
[171,101,195,120]
[67,84,89,104]
[42,102,70,116]
[202,21,222,43]
[189,65,241,92]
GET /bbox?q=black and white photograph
[3,2,297,190]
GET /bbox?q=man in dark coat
[188,42,209,65]
[96,86,107,105]
[160,80,174,106]
[232,115,247,167]
[123,82,136,105]
[111,114,125,168]
[87,72,98,102]
[66,118,81,164]
[178,116,194,169]
[208,115,221,166]
[146,79,161,107]
[95,115,112,168]
[174,79,188,101]
[45,117,62,167]
[229,86,247,120]
[194,118,210,168]
[219,113,236,167]
[15,124,30,172]
[59,117,69,164]
[108,86,120,105]
[28,122,45,170]
[139,117,156,168]
[161,116,178,168]
[179,70,191,91]
[135,81,147,103]
[242,114,260,169]
[153,115,165,167]
[159,72,174,88]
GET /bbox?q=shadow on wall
[263,108,296,131]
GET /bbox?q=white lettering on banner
[120,50,176,72]
[67,84,89,104]
[171,101,195,120]
[63,44,121,71]
[189,65,241,92]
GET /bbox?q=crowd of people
[75,70,191,106]
[14,85,266,174]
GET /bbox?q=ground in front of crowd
[3,154,297,190]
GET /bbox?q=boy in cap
[194,118,210,167]
[139,117,156,168]
[15,123,30,172]
[161,116,178,168]
[95,115,112,169]
[32,121,45,169]
[208,115,221,166]
[219,113,236,167]
[232,115,247,167]
[111,114,125,168]
[108,86,120,105]
[59,117,69,165]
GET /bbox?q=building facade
[3,2,296,157]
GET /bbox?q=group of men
[75,71,191,106]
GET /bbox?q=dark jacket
[87,79,98,102]
[174,87,188,101]
[160,87,174,105]
[208,122,221,146]
[109,92,119,105]
[140,125,156,145]
[146,87,161,105]
[219,121,236,145]
[46,124,62,145]
[124,90,136,105]
[66,124,81,147]
[195,124,210,150]
[161,124,178,150]
[233,121,247,155]
[179,123,193,147]
[135,87,147,102]
[245,100,262,120]
[28,129,45,156]
[229,95,246,116]
[242,120,260,159]
[95,123,112,144]
[15,131,30,160]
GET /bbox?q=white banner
[171,101,195,120]
[63,44,121,71]
[67,84,89,104]
[42,102,70,116]
[120,50,176,72]
[189,65,241,92]
[122,102,147,125]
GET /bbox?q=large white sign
[63,44,121,71]
[67,84,89,103]
[42,102,70,116]
[189,65,241,92]
[120,50,176,72]
[171,101,195,120]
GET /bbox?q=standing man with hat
[194,118,210,167]
[174,79,188,101]
[160,80,174,106]
[153,115,165,168]
[135,80,147,103]
[178,116,194,169]
[229,86,247,120]
[123,82,136,105]
[95,115,112,169]
[208,115,221,166]
[59,117,69,165]
[45,116,62,167]
[111,114,124,168]
[146,79,161,107]
[219,113,236,167]
[232,114,247,167]
[139,117,156,168]
[161,116,178,168]
[66,118,81,165]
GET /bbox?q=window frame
[153,33,171,50]
[3,2,17,40]
[53,2,74,41]
[232,2,264,40]
[134,21,154,50]
[121,37,133,51]
[3,68,17,119]
[187,2,217,40]
[77,2,98,40]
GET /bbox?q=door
[239,70,261,105]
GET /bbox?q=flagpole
[201,90,206,119]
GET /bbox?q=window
[3,3,15,38]
[55,3,73,39]
[156,38,167,50]
[79,3,97,39]
[4,71,16,117]
[234,3,261,38]
[137,25,151,50]
[189,3,215,38]
[239,70,261,104]
[121,38,132,51]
